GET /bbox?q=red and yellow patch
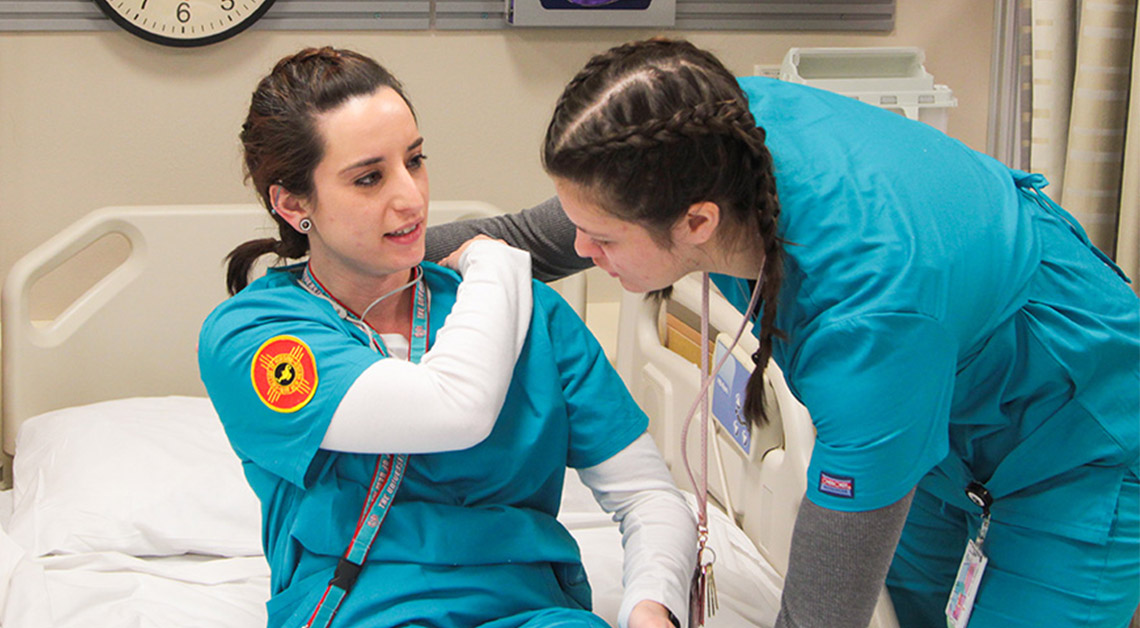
[250,335,318,412]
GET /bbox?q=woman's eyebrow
[339,138,424,175]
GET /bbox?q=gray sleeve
[424,196,593,283]
[774,489,915,628]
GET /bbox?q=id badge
[945,538,988,628]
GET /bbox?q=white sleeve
[320,240,532,453]
[577,433,698,628]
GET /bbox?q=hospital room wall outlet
[506,0,675,27]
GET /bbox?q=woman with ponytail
[428,38,1139,628]
[200,46,695,628]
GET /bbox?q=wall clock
[93,0,277,47]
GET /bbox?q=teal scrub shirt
[198,263,647,628]
[713,77,1140,625]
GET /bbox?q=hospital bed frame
[615,275,899,627]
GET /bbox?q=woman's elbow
[429,401,498,450]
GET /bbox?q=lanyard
[681,273,765,627]
[298,264,429,628]
[300,265,429,358]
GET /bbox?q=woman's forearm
[775,490,914,628]
[578,433,697,627]
[425,196,593,282]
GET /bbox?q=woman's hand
[628,600,677,628]
[438,234,506,271]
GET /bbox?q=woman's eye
[355,172,380,187]
[408,153,428,170]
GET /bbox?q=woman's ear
[673,201,720,247]
[270,184,311,233]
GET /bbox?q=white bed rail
[614,273,898,628]
[2,206,271,466]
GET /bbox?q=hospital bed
[0,202,789,627]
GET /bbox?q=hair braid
[743,141,785,425]
[562,99,763,160]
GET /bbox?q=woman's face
[303,86,428,285]
[554,177,693,293]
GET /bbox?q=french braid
[544,38,785,426]
[746,127,785,424]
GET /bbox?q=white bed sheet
[0,474,782,628]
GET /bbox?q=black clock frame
[92,0,278,47]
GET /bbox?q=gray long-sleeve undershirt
[775,490,914,628]
[425,196,594,282]
[425,197,915,627]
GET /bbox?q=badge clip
[946,482,993,627]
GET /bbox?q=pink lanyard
[681,273,764,627]
[299,265,429,628]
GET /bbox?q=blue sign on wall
[540,0,653,8]
[507,0,674,26]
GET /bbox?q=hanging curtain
[988,0,1035,169]
[1030,0,1137,287]
[1116,7,1139,295]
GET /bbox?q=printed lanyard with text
[299,264,429,628]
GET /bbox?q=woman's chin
[617,277,655,294]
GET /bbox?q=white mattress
[0,475,782,627]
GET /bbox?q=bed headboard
[0,201,513,485]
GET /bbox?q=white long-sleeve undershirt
[578,433,698,628]
[320,240,532,453]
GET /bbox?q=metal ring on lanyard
[299,265,429,628]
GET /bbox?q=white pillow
[7,396,262,558]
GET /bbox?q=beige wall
[0,0,994,318]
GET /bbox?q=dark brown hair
[227,46,414,295]
[543,38,784,425]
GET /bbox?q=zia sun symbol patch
[251,335,318,412]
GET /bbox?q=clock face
[94,0,277,47]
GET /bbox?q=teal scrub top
[713,78,1139,541]
[198,263,648,627]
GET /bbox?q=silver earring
[298,218,312,233]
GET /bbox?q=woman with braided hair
[200,46,697,628]
[427,39,1139,628]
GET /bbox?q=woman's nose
[391,166,427,213]
[573,229,598,259]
